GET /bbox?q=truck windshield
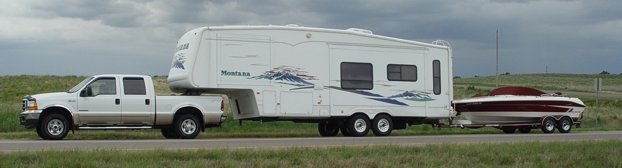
[67,77,94,93]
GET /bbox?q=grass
[1,140,621,167]
[0,74,621,139]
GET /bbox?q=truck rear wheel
[38,113,69,140]
[371,114,393,136]
[318,121,339,136]
[173,114,200,139]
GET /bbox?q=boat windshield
[67,77,94,93]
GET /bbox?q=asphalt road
[1,131,621,152]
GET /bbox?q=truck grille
[22,99,27,111]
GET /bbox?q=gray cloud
[1,0,621,76]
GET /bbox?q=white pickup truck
[19,74,225,140]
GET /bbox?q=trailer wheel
[371,114,393,136]
[541,117,556,134]
[160,127,180,139]
[39,113,69,140]
[173,114,200,139]
[318,121,339,136]
[557,117,573,133]
[344,114,370,137]
[518,127,532,133]
[501,127,516,134]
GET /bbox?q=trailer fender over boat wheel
[557,117,573,133]
[371,114,393,136]
[541,117,556,134]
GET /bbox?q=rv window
[123,77,146,95]
[433,60,441,95]
[387,64,417,81]
[341,62,373,90]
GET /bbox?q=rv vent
[432,40,451,48]
[285,24,300,27]
[346,28,373,34]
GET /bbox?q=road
[1,131,621,152]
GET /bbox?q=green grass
[456,73,622,93]
[1,140,621,167]
[1,74,621,139]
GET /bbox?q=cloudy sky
[1,0,620,77]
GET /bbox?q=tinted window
[433,60,441,95]
[87,78,116,95]
[341,62,373,90]
[123,77,146,95]
[387,64,417,81]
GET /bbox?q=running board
[78,126,153,130]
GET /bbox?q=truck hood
[31,92,72,100]
[29,92,76,110]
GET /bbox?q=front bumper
[19,110,42,129]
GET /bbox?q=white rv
[168,25,453,137]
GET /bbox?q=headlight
[23,96,38,111]
[27,100,38,111]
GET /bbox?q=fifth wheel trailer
[167,25,453,136]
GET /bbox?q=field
[0,74,621,139]
[1,140,621,167]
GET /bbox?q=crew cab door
[120,77,154,125]
[77,77,121,125]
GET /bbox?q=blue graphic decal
[250,66,317,86]
[369,98,409,106]
[172,53,186,70]
[388,91,435,102]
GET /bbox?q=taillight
[220,100,224,111]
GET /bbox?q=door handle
[115,98,120,105]
[145,99,150,105]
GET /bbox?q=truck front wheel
[173,114,200,139]
[38,113,69,140]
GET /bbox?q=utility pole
[496,29,499,87]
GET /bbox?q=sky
[1,0,620,77]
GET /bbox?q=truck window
[87,78,116,95]
[123,77,146,95]
[341,62,373,90]
[387,64,417,81]
[433,60,441,95]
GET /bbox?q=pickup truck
[19,74,225,140]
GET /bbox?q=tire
[541,117,556,134]
[557,117,573,133]
[501,127,516,134]
[344,114,371,137]
[371,114,393,136]
[38,113,69,140]
[160,127,180,139]
[173,114,201,139]
[518,127,532,133]
[340,124,352,136]
[318,121,339,137]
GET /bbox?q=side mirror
[80,87,93,97]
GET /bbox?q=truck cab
[19,74,224,140]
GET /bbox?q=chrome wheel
[354,118,367,133]
[47,119,64,136]
[376,118,390,133]
[545,120,555,131]
[180,119,197,135]
[557,117,573,133]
